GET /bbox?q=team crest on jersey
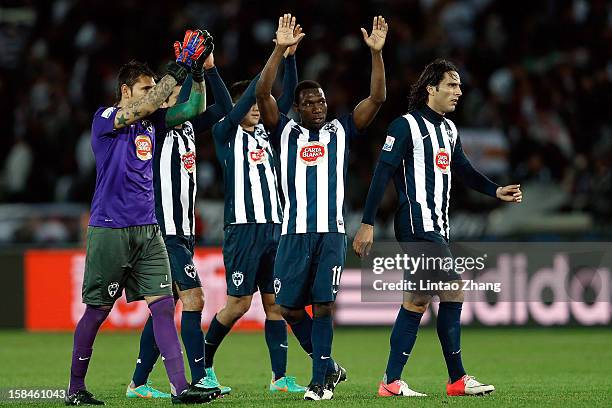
[232,271,244,287]
[274,278,281,294]
[181,151,196,173]
[184,264,197,279]
[135,135,152,160]
[299,141,326,166]
[107,282,119,298]
[383,135,395,152]
[248,148,268,165]
[435,148,450,173]
[322,122,337,133]
[141,120,153,134]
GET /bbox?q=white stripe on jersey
[159,134,176,235]
[317,130,330,232]
[280,124,291,235]
[263,150,281,224]
[405,114,434,231]
[175,135,192,235]
[294,128,309,233]
[335,120,346,234]
[424,120,446,233]
[443,120,457,238]
[246,133,267,223]
[233,129,247,224]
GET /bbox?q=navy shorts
[274,232,347,308]
[223,223,280,297]
[164,234,201,292]
[395,230,461,287]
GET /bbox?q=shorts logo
[184,264,197,279]
[274,278,281,295]
[435,148,450,173]
[382,135,395,152]
[299,142,326,166]
[107,282,119,298]
[181,151,196,173]
[248,148,267,165]
[135,135,152,161]
[232,271,244,287]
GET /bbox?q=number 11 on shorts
[332,265,342,287]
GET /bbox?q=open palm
[276,14,305,47]
[361,15,388,51]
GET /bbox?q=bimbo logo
[299,142,326,166]
[181,151,196,173]
[248,148,267,165]
[135,135,152,160]
[435,148,450,173]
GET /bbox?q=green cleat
[270,376,307,393]
[195,367,231,395]
[126,381,171,398]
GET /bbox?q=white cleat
[378,379,427,397]
[447,374,495,396]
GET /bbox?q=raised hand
[275,14,305,48]
[175,29,207,68]
[361,15,388,52]
[496,184,522,203]
[284,24,303,57]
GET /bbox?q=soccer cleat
[446,374,495,396]
[303,383,325,401]
[194,367,231,395]
[65,389,105,405]
[171,384,220,404]
[323,362,347,398]
[126,381,171,398]
[269,375,307,393]
[378,379,427,397]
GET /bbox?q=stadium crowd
[1,0,610,243]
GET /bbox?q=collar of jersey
[417,104,444,126]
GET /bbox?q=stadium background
[0,0,610,406]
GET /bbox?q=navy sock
[182,311,205,384]
[437,302,466,383]
[288,314,337,375]
[132,315,160,387]
[384,307,423,383]
[311,316,333,385]
[204,315,231,369]
[265,320,288,380]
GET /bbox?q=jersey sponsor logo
[181,151,196,173]
[435,148,450,173]
[274,278,282,294]
[383,135,395,151]
[135,135,152,160]
[232,271,244,287]
[107,282,119,298]
[299,141,326,166]
[248,148,268,165]
[184,264,197,279]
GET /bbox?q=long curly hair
[407,59,458,112]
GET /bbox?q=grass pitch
[0,327,610,407]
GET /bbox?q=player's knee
[280,306,306,324]
[227,296,252,319]
[180,288,204,312]
[403,298,430,313]
[313,302,334,319]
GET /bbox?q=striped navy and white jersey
[378,105,498,240]
[272,113,362,235]
[213,122,282,226]
[153,121,197,237]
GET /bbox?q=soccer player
[66,31,221,405]
[126,39,236,398]
[200,25,307,395]
[256,14,387,400]
[353,59,522,397]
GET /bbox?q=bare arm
[165,80,206,128]
[114,74,178,129]
[353,16,388,131]
[256,14,305,130]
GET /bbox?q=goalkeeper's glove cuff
[166,61,189,84]
[192,67,205,83]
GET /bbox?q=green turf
[0,328,610,407]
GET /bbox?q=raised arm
[256,14,305,130]
[213,74,262,138]
[165,79,206,128]
[352,16,388,132]
[277,24,301,114]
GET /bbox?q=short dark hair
[407,59,458,112]
[294,80,322,104]
[115,60,157,101]
[230,80,251,103]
